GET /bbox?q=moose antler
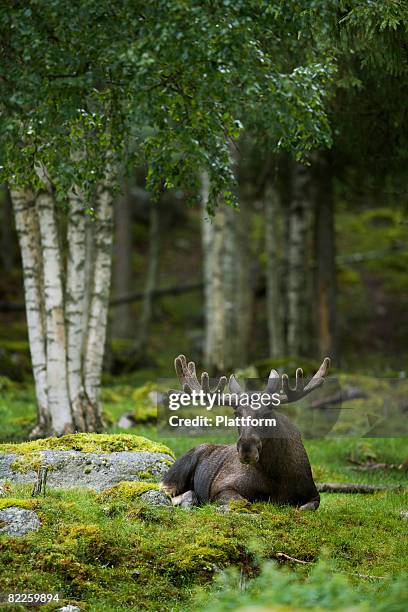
[174,354,228,395]
[278,357,331,403]
[171,355,330,407]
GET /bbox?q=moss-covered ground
[0,379,407,611]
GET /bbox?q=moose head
[172,354,331,466]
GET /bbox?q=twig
[276,552,386,580]
[31,466,48,497]
[276,552,308,564]
[316,482,401,494]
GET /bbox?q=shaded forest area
[1,153,407,382]
[1,1,408,434]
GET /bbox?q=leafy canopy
[0,0,334,206]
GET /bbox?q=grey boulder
[0,506,41,537]
[0,450,173,492]
[139,489,172,506]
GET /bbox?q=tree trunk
[201,172,252,373]
[83,168,115,430]
[314,157,336,358]
[1,186,15,275]
[264,182,285,358]
[134,201,160,359]
[286,162,312,357]
[202,173,226,374]
[66,186,88,431]
[36,190,73,435]
[11,187,50,436]
[11,161,115,436]
[112,179,133,338]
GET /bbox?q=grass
[0,380,407,611]
[0,479,406,611]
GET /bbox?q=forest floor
[0,379,407,611]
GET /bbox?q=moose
[161,355,330,510]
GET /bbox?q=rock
[0,450,174,492]
[117,412,137,429]
[148,390,165,405]
[171,490,196,509]
[400,511,408,519]
[0,507,41,536]
[139,489,172,506]
[57,606,80,612]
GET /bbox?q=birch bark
[11,187,49,436]
[36,190,73,434]
[83,169,114,430]
[66,186,87,430]
[202,172,227,374]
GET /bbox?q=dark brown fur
[162,406,320,509]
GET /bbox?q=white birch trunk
[36,190,73,435]
[202,172,227,374]
[201,170,252,372]
[265,183,285,358]
[66,186,87,431]
[83,168,114,430]
[11,187,49,436]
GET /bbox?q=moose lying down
[162,355,330,511]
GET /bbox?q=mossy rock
[98,481,161,501]
[0,434,175,491]
[0,498,38,511]
[0,432,174,457]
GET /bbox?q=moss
[168,534,248,576]
[137,470,154,480]
[0,433,175,458]
[0,498,39,510]
[11,453,44,474]
[98,481,160,502]
[228,499,253,513]
[132,382,158,403]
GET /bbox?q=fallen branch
[276,552,386,580]
[317,482,402,494]
[276,552,308,565]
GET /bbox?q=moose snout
[237,436,262,465]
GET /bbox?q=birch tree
[286,162,313,357]
[1,0,335,433]
[10,165,115,436]
[201,172,253,373]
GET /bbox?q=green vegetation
[0,433,174,458]
[0,498,38,511]
[98,481,162,502]
[0,466,406,611]
[0,409,406,611]
[195,557,408,611]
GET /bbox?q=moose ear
[229,374,242,395]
